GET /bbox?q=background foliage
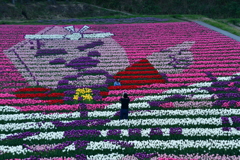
[0,0,239,20]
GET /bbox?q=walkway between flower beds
[194,21,240,42]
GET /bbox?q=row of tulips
[7,153,240,160]
[1,127,240,143]
[1,108,240,122]
[1,22,240,159]
[1,139,240,156]
[0,117,223,132]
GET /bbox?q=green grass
[175,15,240,37]
[201,18,240,37]
[0,14,239,37]
[0,14,181,25]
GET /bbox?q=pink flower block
[9,158,77,160]
[159,102,175,108]
[158,158,198,160]
[235,101,240,108]
[0,93,16,98]
[13,104,79,112]
[222,102,230,108]
[86,103,109,111]
[228,82,235,87]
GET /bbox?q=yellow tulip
[82,94,93,101]
[73,95,79,100]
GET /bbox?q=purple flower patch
[3,131,40,140]
[235,127,240,130]
[128,128,141,137]
[93,95,102,101]
[88,51,101,57]
[64,129,100,138]
[114,111,121,116]
[212,100,229,107]
[222,127,231,131]
[80,111,88,118]
[231,116,240,124]
[217,93,240,99]
[78,96,83,101]
[229,100,238,107]
[221,117,230,124]
[65,57,100,70]
[169,127,182,135]
[35,49,67,57]
[134,152,157,160]
[107,129,121,136]
[149,127,163,136]
[64,90,75,95]
[76,40,104,51]
[74,140,90,150]
[63,75,79,80]
[92,90,100,95]
[212,81,231,87]
[53,141,72,150]
[63,96,74,102]
[58,79,69,85]
[231,76,240,81]
[49,58,66,64]
[75,154,87,160]
[148,101,169,107]
[79,103,87,110]
[204,72,217,81]
[57,84,76,90]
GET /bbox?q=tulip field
[1,21,240,159]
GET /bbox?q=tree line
[4,0,240,18]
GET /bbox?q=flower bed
[0,21,240,159]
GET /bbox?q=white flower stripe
[0,117,221,132]
[134,94,214,101]
[106,102,151,110]
[0,105,19,113]
[86,139,240,150]
[62,143,76,152]
[187,82,212,87]
[163,88,209,94]
[0,145,33,154]
[105,118,222,127]
[0,122,55,132]
[23,131,64,141]
[1,139,240,157]
[1,108,240,122]
[87,153,124,160]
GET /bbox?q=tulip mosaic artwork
[1,21,240,159]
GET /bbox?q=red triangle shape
[110,58,166,89]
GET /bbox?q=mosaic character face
[4,25,196,94]
[4,26,130,89]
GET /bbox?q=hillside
[0,1,126,20]
[0,0,239,20]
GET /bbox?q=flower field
[1,21,240,159]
